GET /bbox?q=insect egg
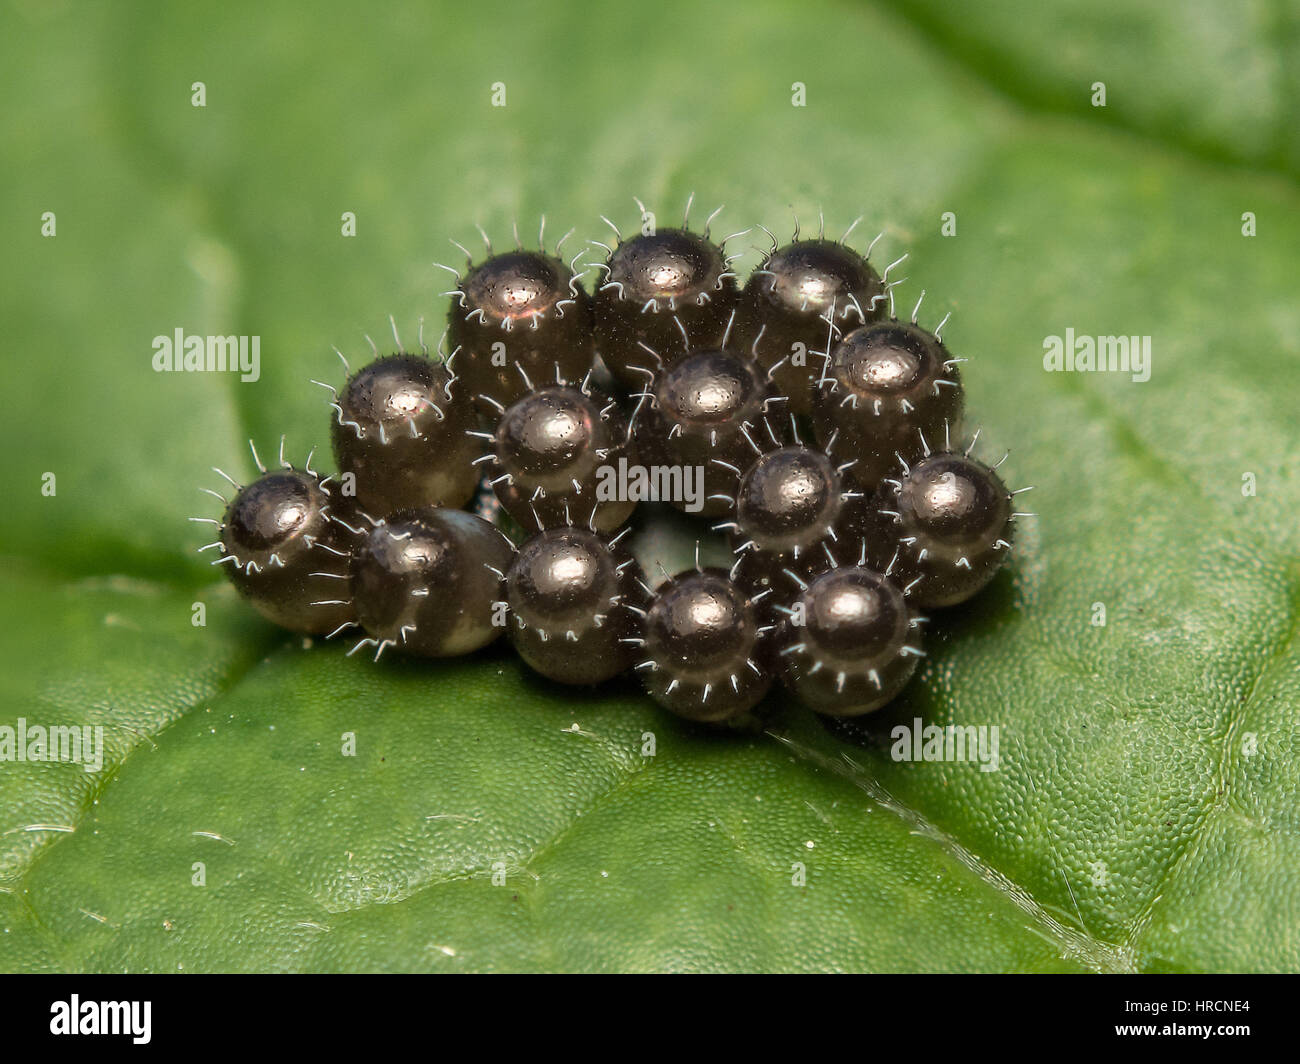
[777,562,922,717]
[348,506,516,660]
[443,225,595,418]
[635,567,773,724]
[200,441,358,635]
[719,439,872,600]
[874,440,1023,608]
[811,312,963,490]
[630,331,788,518]
[591,198,743,387]
[477,378,638,534]
[506,525,646,685]
[321,333,482,517]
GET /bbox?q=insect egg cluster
[194,203,1031,728]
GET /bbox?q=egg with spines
[591,200,744,387]
[445,238,595,419]
[347,507,516,659]
[324,350,482,517]
[202,446,359,635]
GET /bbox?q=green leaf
[1,0,1296,972]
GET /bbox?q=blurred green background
[1,0,1298,972]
